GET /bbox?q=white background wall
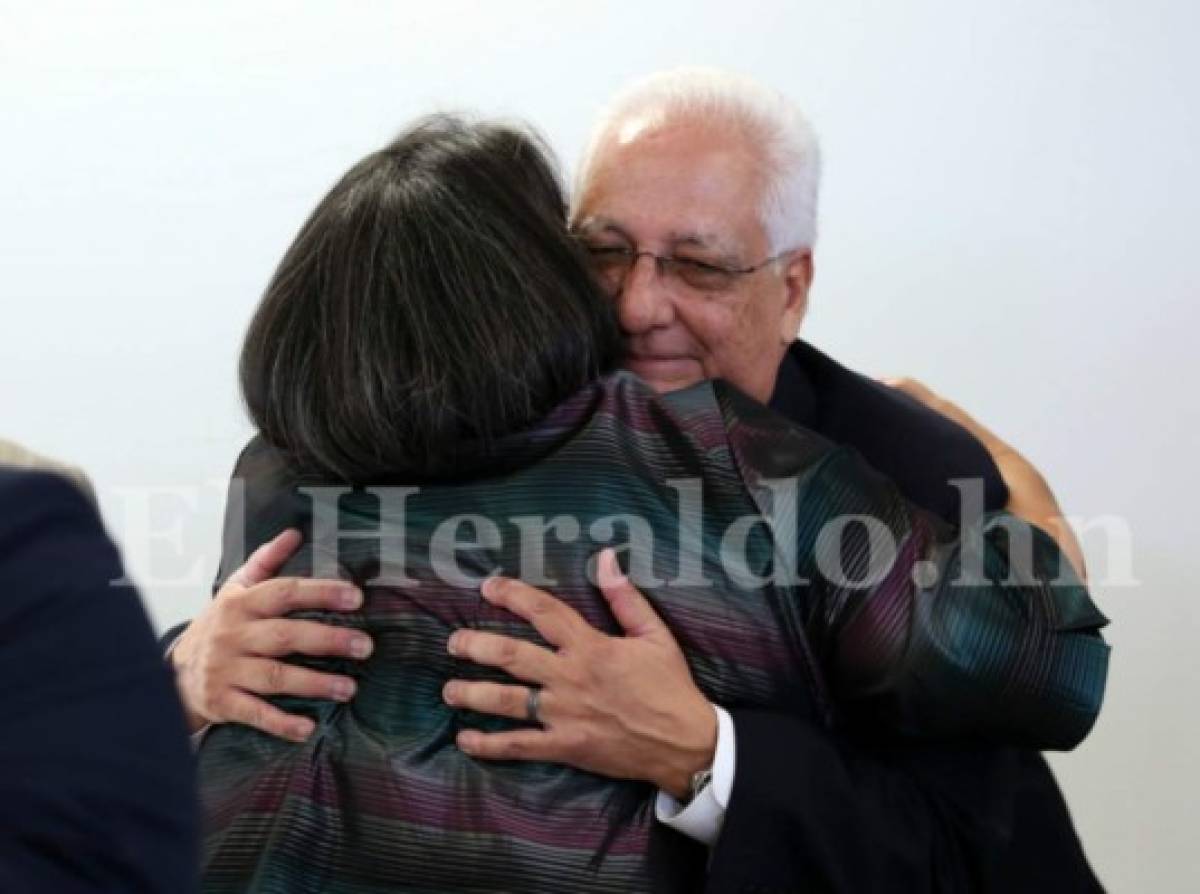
[2,1,1196,888]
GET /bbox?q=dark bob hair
[239,115,622,483]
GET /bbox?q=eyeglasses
[576,240,798,297]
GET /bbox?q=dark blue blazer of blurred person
[0,469,198,893]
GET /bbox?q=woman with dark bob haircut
[197,115,1107,893]
[239,116,623,484]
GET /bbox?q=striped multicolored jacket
[198,371,1108,893]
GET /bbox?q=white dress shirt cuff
[654,705,736,847]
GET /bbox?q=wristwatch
[682,766,714,806]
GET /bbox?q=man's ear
[778,252,814,343]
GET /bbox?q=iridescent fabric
[198,372,1108,893]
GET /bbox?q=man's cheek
[720,305,760,354]
[682,303,733,348]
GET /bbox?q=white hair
[573,67,822,253]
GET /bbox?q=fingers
[241,618,373,660]
[216,688,316,743]
[236,658,358,702]
[595,548,669,640]
[225,528,304,589]
[479,576,586,647]
[455,727,558,762]
[442,680,544,723]
[243,577,363,618]
[447,629,557,685]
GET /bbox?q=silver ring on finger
[525,687,543,726]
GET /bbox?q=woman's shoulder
[700,377,836,481]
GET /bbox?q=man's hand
[170,528,373,742]
[882,376,1087,580]
[443,548,717,799]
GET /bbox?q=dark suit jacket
[0,469,198,893]
[700,341,1102,893]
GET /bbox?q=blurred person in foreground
[0,450,196,892]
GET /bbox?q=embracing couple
[169,68,1109,893]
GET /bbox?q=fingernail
[480,576,503,600]
[350,635,373,659]
[457,730,477,753]
[292,719,315,741]
[339,588,362,610]
[443,681,459,704]
[447,632,461,657]
[600,549,624,583]
[332,679,356,701]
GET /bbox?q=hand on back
[170,529,373,741]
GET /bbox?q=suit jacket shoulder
[773,341,1010,520]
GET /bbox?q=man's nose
[616,255,675,334]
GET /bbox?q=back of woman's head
[240,115,622,483]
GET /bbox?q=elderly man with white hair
[442,69,1102,893]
